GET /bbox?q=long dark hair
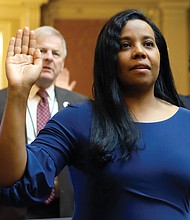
[90,9,183,166]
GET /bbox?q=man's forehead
[36,35,62,45]
[37,40,63,51]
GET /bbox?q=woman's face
[117,19,160,94]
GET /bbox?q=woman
[0,9,189,220]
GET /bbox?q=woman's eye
[121,42,131,49]
[144,41,154,47]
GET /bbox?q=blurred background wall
[0,0,189,98]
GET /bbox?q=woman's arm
[0,27,42,186]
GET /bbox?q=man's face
[35,35,65,88]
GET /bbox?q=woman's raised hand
[6,26,42,89]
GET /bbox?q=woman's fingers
[28,30,36,55]
[14,29,23,54]
[21,27,30,54]
[7,37,16,58]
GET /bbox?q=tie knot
[37,90,48,99]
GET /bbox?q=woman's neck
[124,95,178,123]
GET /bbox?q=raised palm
[6,27,42,88]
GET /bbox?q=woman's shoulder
[178,106,190,117]
[165,106,190,124]
[52,99,93,124]
[63,99,93,114]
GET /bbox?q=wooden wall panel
[54,19,107,98]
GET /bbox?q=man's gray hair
[34,26,67,57]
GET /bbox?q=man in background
[0,26,86,219]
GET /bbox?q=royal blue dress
[1,100,190,220]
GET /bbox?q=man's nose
[43,50,53,60]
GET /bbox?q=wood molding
[41,0,160,25]
[0,0,48,88]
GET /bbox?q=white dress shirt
[26,84,58,144]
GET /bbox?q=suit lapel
[55,86,69,110]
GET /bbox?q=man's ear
[61,58,65,69]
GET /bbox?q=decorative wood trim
[0,0,48,88]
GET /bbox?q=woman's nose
[132,45,146,59]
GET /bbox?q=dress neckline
[136,107,180,125]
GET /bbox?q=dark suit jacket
[0,86,86,123]
[0,86,87,218]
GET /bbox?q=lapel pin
[63,101,70,107]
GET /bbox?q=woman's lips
[130,64,150,70]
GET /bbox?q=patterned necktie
[37,90,51,134]
[37,90,56,205]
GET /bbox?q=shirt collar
[29,84,55,101]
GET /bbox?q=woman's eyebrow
[120,35,155,41]
[120,36,130,41]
